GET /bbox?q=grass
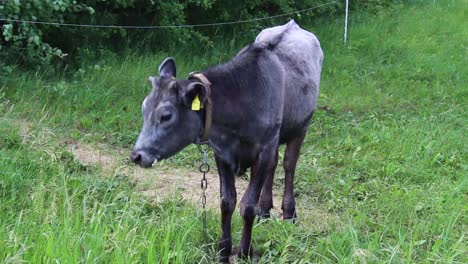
[1,0,467,263]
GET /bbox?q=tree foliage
[0,0,401,66]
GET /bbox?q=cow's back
[255,20,323,142]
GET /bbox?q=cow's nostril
[131,151,142,164]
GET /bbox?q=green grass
[0,118,215,263]
[1,0,467,263]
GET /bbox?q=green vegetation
[1,0,466,263]
[0,0,401,66]
[0,0,345,65]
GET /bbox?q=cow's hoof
[257,213,270,222]
[219,250,231,263]
[283,211,297,223]
[237,247,252,260]
[256,205,272,220]
[219,255,230,263]
[229,252,258,263]
[218,239,232,263]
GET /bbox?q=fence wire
[0,1,338,29]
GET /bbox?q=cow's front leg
[215,155,236,263]
[238,137,279,258]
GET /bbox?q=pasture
[0,1,466,263]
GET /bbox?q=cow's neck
[202,69,260,175]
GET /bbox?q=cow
[130,20,323,262]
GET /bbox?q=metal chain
[198,144,210,241]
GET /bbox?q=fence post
[344,0,349,45]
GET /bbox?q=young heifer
[130,20,323,262]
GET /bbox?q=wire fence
[0,1,338,29]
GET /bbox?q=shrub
[0,0,402,67]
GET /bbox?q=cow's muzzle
[130,149,158,168]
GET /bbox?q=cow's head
[130,57,209,167]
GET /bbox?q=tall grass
[0,118,217,263]
[1,0,466,262]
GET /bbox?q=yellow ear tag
[191,95,202,111]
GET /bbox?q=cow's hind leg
[215,155,237,263]
[257,148,278,219]
[239,136,278,258]
[282,130,307,220]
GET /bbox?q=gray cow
[131,20,323,262]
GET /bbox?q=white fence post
[344,0,349,45]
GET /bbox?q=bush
[0,0,94,65]
[0,0,402,67]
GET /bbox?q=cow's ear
[148,76,156,87]
[181,82,208,110]
[158,57,177,78]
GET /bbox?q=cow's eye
[160,113,172,123]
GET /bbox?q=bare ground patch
[65,141,341,232]
[65,141,269,211]
[17,119,341,232]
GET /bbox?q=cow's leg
[215,155,237,263]
[239,137,278,258]
[282,130,307,220]
[257,148,278,218]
